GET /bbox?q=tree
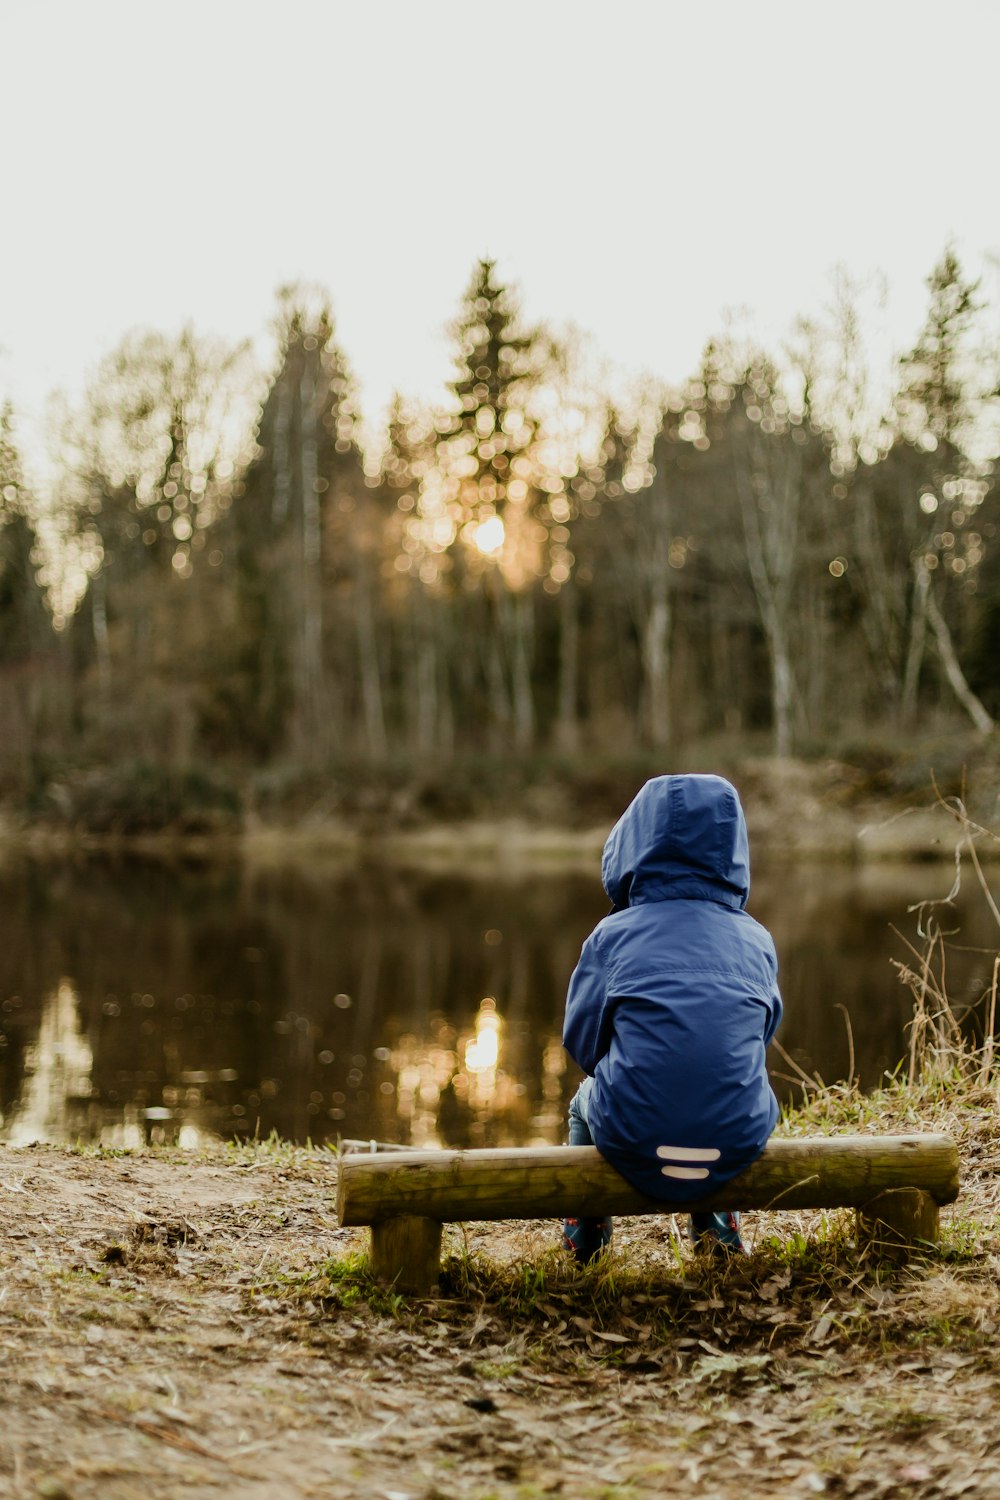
[892,250,995,732]
[583,401,675,749]
[224,287,368,758]
[700,342,834,757]
[0,406,50,659]
[547,405,626,753]
[432,259,551,751]
[0,406,57,776]
[63,327,251,758]
[376,396,453,755]
[963,483,1000,718]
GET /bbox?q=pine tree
[433,260,551,750]
[443,259,538,560]
[225,287,367,758]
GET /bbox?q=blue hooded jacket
[562,774,782,1202]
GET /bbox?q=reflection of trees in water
[2,981,94,1144]
[0,855,603,1146]
[754,862,998,1095]
[1,853,994,1145]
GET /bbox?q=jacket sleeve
[562,931,612,1076]
[763,941,783,1045]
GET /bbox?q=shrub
[43,760,243,836]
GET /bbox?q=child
[561,773,782,1260]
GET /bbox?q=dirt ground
[2,1099,999,1500]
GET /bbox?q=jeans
[563,1078,613,1261]
[563,1078,744,1260]
[567,1075,598,1148]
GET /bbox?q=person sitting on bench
[561,773,783,1261]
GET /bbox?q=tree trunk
[770,621,794,759]
[297,364,325,752]
[732,427,801,757]
[555,580,580,753]
[354,550,387,757]
[853,477,904,707]
[271,379,292,525]
[509,590,535,752]
[416,634,437,754]
[91,566,112,697]
[483,581,511,750]
[925,577,995,733]
[624,469,672,752]
[641,587,671,750]
[901,559,931,726]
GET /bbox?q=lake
[0,851,994,1150]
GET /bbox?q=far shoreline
[2,750,995,867]
[0,800,990,868]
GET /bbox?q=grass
[254,1250,410,1317]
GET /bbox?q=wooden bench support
[370,1214,442,1294]
[338,1135,959,1293]
[858,1187,941,1252]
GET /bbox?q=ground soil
[2,1093,999,1500]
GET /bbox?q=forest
[1,250,998,830]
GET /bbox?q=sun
[472,515,505,555]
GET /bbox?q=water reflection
[0,853,994,1149]
[5,981,94,1145]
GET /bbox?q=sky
[2,0,999,482]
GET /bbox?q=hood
[601,774,750,911]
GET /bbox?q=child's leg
[562,1079,612,1263]
[689,1210,746,1253]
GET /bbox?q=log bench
[337,1134,960,1293]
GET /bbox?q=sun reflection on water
[383,997,567,1149]
[464,996,500,1074]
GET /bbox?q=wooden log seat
[336,1134,960,1293]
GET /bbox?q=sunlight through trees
[1,250,997,795]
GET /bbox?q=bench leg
[370,1215,443,1294]
[857,1188,940,1251]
